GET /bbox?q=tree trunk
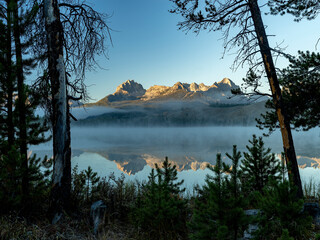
[248,0,303,198]
[6,0,14,147]
[13,0,28,202]
[44,0,71,222]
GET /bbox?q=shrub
[98,173,138,221]
[71,166,138,221]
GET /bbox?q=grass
[0,213,139,240]
[304,177,320,202]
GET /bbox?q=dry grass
[0,214,138,240]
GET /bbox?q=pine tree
[189,154,227,240]
[135,157,187,240]
[225,145,248,240]
[0,10,22,212]
[84,166,100,202]
[240,135,281,193]
[254,181,312,240]
[257,51,320,131]
[0,1,51,214]
[0,19,8,149]
[189,150,248,240]
[277,229,294,240]
[268,0,319,21]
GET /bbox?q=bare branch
[67,95,82,101]
[69,112,77,121]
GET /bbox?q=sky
[82,0,320,102]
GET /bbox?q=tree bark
[13,0,29,202]
[248,0,303,198]
[44,0,71,222]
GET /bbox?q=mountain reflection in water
[31,126,320,189]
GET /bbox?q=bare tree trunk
[248,0,303,198]
[6,0,14,147]
[13,0,28,202]
[44,0,71,222]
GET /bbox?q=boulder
[304,202,320,227]
[243,209,260,239]
[90,200,107,235]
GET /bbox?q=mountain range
[93,78,243,106]
[72,78,267,126]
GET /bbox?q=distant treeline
[73,101,266,127]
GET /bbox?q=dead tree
[44,0,71,222]
[170,0,303,198]
[39,0,111,221]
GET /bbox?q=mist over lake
[31,126,320,190]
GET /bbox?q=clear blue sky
[84,0,320,102]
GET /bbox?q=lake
[31,126,320,191]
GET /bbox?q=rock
[304,202,320,227]
[52,212,63,224]
[243,209,260,239]
[90,200,107,235]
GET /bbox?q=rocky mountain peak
[220,78,232,85]
[198,83,210,91]
[189,82,199,91]
[217,78,236,87]
[115,79,146,97]
[173,82,189,91]
[100,80,146,102]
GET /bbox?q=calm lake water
[31,126,320,190]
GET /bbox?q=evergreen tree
[0,10,22,212]
[70,164,86,207]
[189,150,248,240]
[254,181,312,240]
[84,166,100,202]
[0,19,8,149]
[277,229,294,240]
[240,135,281,193]
[257,51,320,132]
[0,0,51,214]
[70,165,101,207]
[189,154,228,240]
[225,145,248,240]
[268,0,319,21]
[135,157,187,240]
